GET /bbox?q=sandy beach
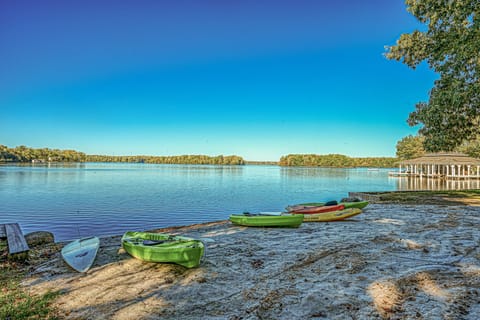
[24,203,480,319]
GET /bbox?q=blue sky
[0,0,436,161]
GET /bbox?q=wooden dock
[395,153,480,180]
[0,223,30,254]
[348,192,382,203]
[0,224,6,238]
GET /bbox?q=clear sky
[0,0,437,161]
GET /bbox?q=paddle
[142,239,169,246]
[141,237,213,246]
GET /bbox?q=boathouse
[391,153,480,180]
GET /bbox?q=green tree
[396,135,426,160]
[386,0,480,151]
[455,136,480,158]
[278,154,397,168]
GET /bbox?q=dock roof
[399,153,480,166]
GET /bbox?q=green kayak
[229,213,304,228]
[286,200,369,211]
[121,231,204,268]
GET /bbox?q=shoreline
[21,202,480,319]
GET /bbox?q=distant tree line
[0,145,245,165]
[0,145,86,162]
[279,154,397,168]
[13,144,465,167]
[245,161,279,165]
[86,154,245,165]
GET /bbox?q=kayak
[286,200,369,211]
[229,213,303,227]
[302,208,362,222]
[122,231,204,268]
[289,204,345,214]
[61,236,100,273]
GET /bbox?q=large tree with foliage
[386,0,480,152]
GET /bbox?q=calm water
[1,162,472,241]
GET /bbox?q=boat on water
[229,213,303,227]
[302,208,362,222]
[61,236,100,273]
[286,200,369,212]
[121,231,204,268]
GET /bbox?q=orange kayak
[290,204,345,214]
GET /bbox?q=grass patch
[0,240,60,320]
[365,189,480,205]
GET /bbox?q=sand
[24,204,480,319]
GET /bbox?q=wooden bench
[0,223,30,254]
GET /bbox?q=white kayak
[61,236,100,272]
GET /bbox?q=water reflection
[395,177,480,191]
[172,164,244,177]
[2,163,477,241]
[280,167,349,178]
[0,162,86,169]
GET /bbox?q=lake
[1,162,476,241]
